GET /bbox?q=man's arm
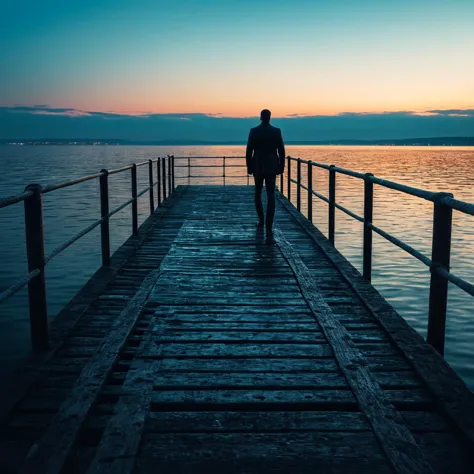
[246,129,254,174]
[277,129,286,173]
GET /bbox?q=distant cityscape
[1,137,474,146]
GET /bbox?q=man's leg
[254,175,264,224]
[264,175,276,232]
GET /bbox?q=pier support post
[328,165,336,245]
[287,156,291,202]
[24,184,49,351]
[297,158,301,212]
[427,192,453,356]
[162,158,167,200]
[99,169,110,266]
[148,160,154,214]
[157,158,161,207]
[363,173,374,281]
[131,164,138,235]
[307,161,313,222]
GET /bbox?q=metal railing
[284,156,474,356]
[0,156,176,351]
[174,156,250,185]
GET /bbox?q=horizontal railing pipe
[312,189,330,204]
[370,176,438,201]
[0,190,35,209]
[42,172,105,194]
[332,166,366,180]
[368,223,433,267]
[442,196,474,216]
[334,202,364,223]
[108,164,134,175]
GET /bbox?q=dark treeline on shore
[2,137,474,146]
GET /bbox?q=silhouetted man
[246,109,286,244]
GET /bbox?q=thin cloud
[1,105,473,141]
[426,109,474,117]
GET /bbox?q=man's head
[260,109,271,123]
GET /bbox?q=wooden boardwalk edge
[19,269,162,474]
[277,192,474,447]
[275,228,435,474]
[0,189,184,426]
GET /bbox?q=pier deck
[1,185,474,474]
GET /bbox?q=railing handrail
[286,156,473,212]
[0,156,175,350]
[0,159,162,207]
[282,154,473,356]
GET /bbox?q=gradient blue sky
[1,0,473,139]
[2,0,473,115]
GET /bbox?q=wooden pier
[1,156,474,473]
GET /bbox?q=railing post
[172,155,175,191]
[99,169,110,266]
[162,157,167,200]
[427,192,453,356]
[131,164,138,235]
[223,156,226,186]
[24,184,49,351]
[167,156,172,196]
[363,173,374,281]
[157,158,162,206]
[307,161,313,222]
[328,165,336,245]
[188,157,191,184]
[287,156,291,202]
[148,159,154,214]
[296,158,301,212]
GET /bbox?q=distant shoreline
[1,137,474,147]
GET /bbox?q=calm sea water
[0,145,473,386]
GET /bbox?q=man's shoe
[265,235,276,245]
[265,231,276,245]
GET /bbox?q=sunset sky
[1,0,473,139]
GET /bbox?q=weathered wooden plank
[155,341,398,358]
[414,432,474,474]
[86,359,163,474]
[146,371,421,389]
[157,315,317,324]
[156,356,412,373]
[159,306,313,315]
[159,343,333,358]
[275,228,434,474]
[159,322,321,331]
[141,410,448,434]
[142,388,431,407]
[143,331,327,343]
[149,297,308,306]
[134,432,392,473]
[19,270,161,474]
